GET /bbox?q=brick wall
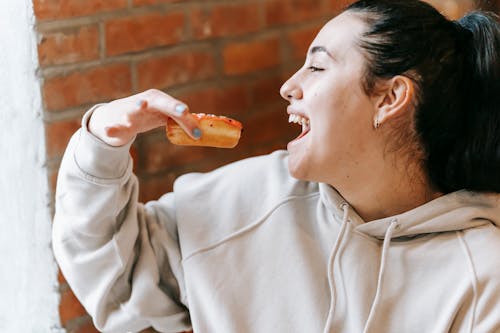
[35,0,347,331]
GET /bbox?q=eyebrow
[309,46,336,60]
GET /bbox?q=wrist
[88,105,134,147]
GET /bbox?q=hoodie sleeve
[52,107,191,333]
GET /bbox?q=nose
[280,75,303,102]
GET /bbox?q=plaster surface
[0,0,62,331]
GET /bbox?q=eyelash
[308,66,324,72]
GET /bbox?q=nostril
[289,88,303,100]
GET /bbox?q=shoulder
[173,150,319,256]
[462,223,500,279]
[460,224,500,328]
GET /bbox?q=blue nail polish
[175,104,187,114]
[192,128,202,139]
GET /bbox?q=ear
[372,75,415,127]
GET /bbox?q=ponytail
[444,12,500,192]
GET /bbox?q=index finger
[143,90,201,140]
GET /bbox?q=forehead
[310,12,366,59]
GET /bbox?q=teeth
[288,114,310,127]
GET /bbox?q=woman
[52,0,500,332]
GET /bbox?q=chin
[287,150,311,181]
[287,130,320,181]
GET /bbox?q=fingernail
[175,104,187,115]
[192,128,202,139]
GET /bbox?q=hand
[88,89,201,147]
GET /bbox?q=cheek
[310,90,373,150]
[306,73,371,132]
[309,90,346,132]
[308,76,354,113]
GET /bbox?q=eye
[308,66,324,72]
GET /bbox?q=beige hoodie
[52,109,500,333]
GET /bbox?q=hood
[319,184,500,240]
[319,184,500,333]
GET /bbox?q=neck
[335,158,442,222]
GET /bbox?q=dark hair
[345,0,500,194]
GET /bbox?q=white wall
[0,0,62,332]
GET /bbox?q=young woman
[52,1,500,332]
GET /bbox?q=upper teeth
[288,114,310,126]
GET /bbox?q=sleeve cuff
[74,105,135,180]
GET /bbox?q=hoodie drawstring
[362,218,399,333]
[323,203,350,333]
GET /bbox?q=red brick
[265,0,323,26]
[58,269,66,284]
[423,0,476,19]
[73,318,100,333]
[59,288,87,326]
[287,25,322,61]
[252,141,290,156]
[33,0,127,20]
[43,64,132,111]
[251,75,285,106]
[191,3,261,39]
[196,150,245,171]
[130,144,139,172]
[105,12,185,56]
[140,138,208,173]
[137,51,216,91]
[45,118,82,159]
[329,0,354,14]
[138,173,177,202]
[177,85,250,118]
[38,26,99,67]
[223,37,281,75]
[238,106,295,148]
[139,328,159,333]
[133,0,184,5]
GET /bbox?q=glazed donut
[166,113,243,148]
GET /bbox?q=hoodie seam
[181,192,320,262]
[455,231,478,332]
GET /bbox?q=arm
[52,90,199,332]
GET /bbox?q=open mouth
[288,113,311,142]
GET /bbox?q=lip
[287,126,310,150]
[286,107,309,119]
